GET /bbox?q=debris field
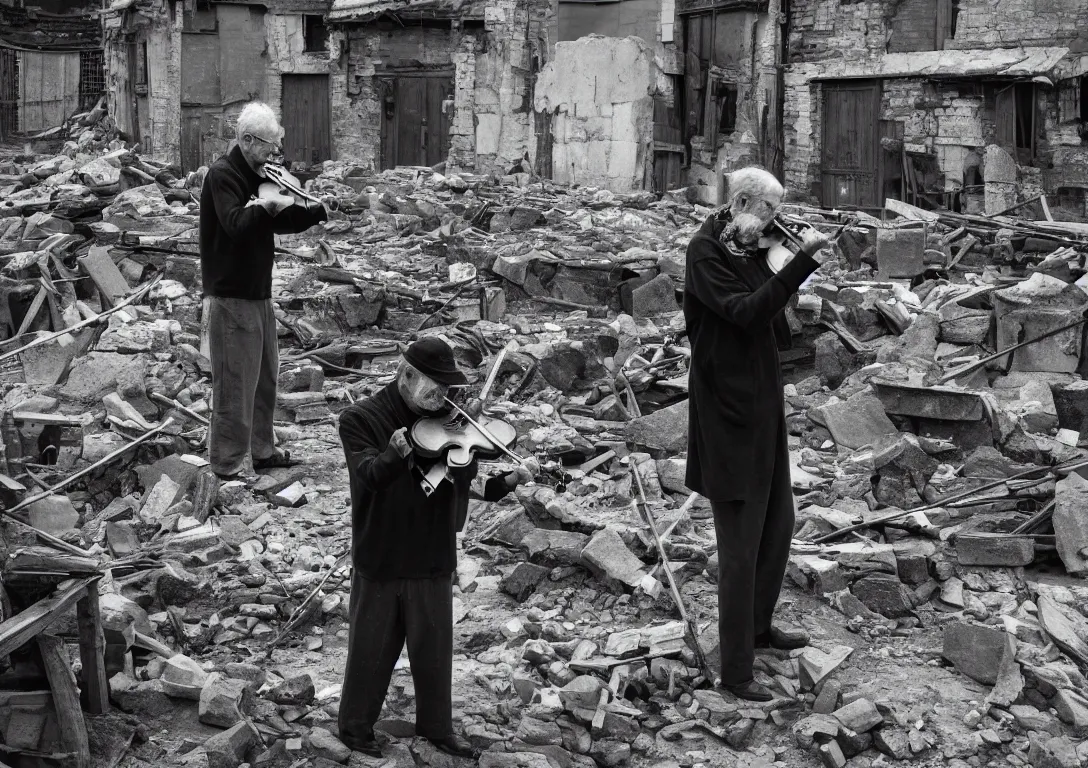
[0,110,1087,768]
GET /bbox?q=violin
[759,214,858,274]
[410,396,570,492]
[411,403,518,468]
[256,162,339,212]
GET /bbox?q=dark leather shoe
[343,737,382,758]
[755,624,809,650]
[428,734,479,759]
[721,679,774,702]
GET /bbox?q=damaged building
[103,0,340,171]
[328,0,549,177]
[0,0,105,142]
[783,0,1088,217]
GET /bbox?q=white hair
[725,167,785,206]
[236,102,281,142]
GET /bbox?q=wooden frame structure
[0,575,107,768]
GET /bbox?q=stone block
[501,562,550,601]
[876,227,925,279]
[161,654,208,700]
[580,528,646,587]
[832,698,883,733]
[199,673,251,727]
[1053,474,1088,575]
[269,673,315,705]
[625,400,688,458]
[955,533,1035,567]
[309,727,351,763]
[26,494,79,536]
[851,573,914,617]
[630,273,679,319]
[942,622,1005,685]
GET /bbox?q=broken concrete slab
[985,634,1024,708]
[26,494,79,536]
[625,400,688,458]
[811,390,898,451]
[942,622,1006,685]
[198,673,250,728]
[1037,595,1088,668]
[580,528,647,587]
[1053,474,1088,575]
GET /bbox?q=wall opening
[0,48,16,141]
[304,15,328,52]
[78,49,105,111]
[716,82,737,134]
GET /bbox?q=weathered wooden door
[820,80,881,209]
[381,75,453,169]
[180,108,204,173]
[281,74,331,166]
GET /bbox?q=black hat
[403,337,468,386]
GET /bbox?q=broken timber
[629,465,714,683]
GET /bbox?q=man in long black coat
[337,337,539,758]
[683,167,831,702]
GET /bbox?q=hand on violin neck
[388,427,412,459]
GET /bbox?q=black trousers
[338,571,454,746]
[711,425,795,686]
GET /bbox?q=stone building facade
[104,0,340,172]
[329,0,550,178]
[783,0,1088,217]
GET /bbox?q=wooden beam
[0,578,96,659]
[37,634,90,768]
[77,587,109,715]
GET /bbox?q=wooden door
[0,49,16,141]
[181,108,203,173]
[281,73,332,167]
[820,80,881,209]
[18,52,80,133]
[381,75,453,169]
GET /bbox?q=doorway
[820,80,881,209]
[281,73,332,167]
[379,74,454,169]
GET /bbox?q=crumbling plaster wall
[534,35,668,191]
[266,13,342,125]
[102,0,182,166]
[333,0,547,175]
[784,0,1088,209]
[337,25,481,173]
[684,10,779,204]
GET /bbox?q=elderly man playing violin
[684,167,834,702]
[337,336,539,759]
[199,101,328,480]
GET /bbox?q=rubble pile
[0,138,1087,768]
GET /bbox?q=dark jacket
[683,214,820,503]
[199,145,327,300]
[340,384,513,580]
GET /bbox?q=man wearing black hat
[337,336,539,759]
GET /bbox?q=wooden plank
[76,586,109,715]
[37,634,90,768]
[78,247,130,308]
[14,287,48,338]
[0,578,95,659]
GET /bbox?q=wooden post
[37,634,91,768]
[76,586,109,715]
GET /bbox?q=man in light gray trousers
[198,102,327,478]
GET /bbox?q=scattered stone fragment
[942,622,1006,685]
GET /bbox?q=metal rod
[813,456,1088,543]
[939,316,1087,383]
[630,466,714,683]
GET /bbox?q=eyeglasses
[248,133,283,153]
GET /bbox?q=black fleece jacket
[199,145,327,300]
[339,384,514,581]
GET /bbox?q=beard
[732,212,769,245]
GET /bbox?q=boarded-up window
[18,51,80,133]
[888,0,953,51]
[996,83,1039,162]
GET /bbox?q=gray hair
[725,167,785,207]
[235,102,281,142]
